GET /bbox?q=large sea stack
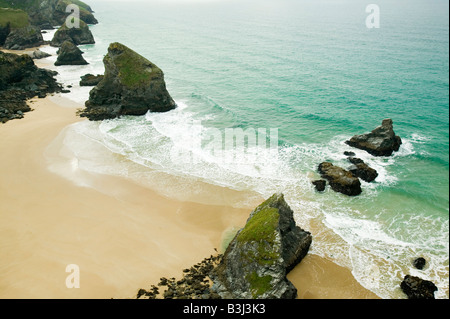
[211,193,312,299]
[80,42,177,121]
[54,40,89,66]
[50,18,95,47]
[346,119,402,157]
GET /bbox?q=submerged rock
[347,157,378,183]
[211,193,312,299]
[50,18,95,47]
[80,42,177,121]
[346,119,402,157]
[318,162,362,196]
[400,275,437,299]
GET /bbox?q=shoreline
[0,95,379,299]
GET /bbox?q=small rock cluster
[312,119,400,196]
[400,257,438,299]
[137,254,223,300]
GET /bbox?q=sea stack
[50,18,95,47]
[346,119,402,157]
[80,42,177,121]
[211,193,312,299]
[54,40,89,66]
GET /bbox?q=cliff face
[211,194,312,299]
[0,0,98,27]
[80,42,177,121]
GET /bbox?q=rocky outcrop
[3,25,44,50]
[211,194,312,299]
[29,49,52,60]
[312,180,326,192]
[0,51,62,123]
[347,157,378,183]
[413,257,426,270]
[346,119,402,157]
[0,1,98,28]
[50,18,95,47]
[79,73,103,86]
[54,40,88,66]
[79,42,177,121]
[400,275,437,299]
[318,162,362,196]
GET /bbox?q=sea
[40,0,449,299]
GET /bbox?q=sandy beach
[0,93,378,299]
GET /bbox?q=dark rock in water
[344,151,356,157]
[80,42,177,121]
[211,193,312,299]
[318,162,362,196]
[3,25,44,50]
[400,275,437,299]
[50,19,95,47]
[312,180,326,192]
[348,157,378,183]
[346,119,402,157]
[54,40,88,66]
[0,51,62,123]
[413,257,427,270]
[79,73,103,86]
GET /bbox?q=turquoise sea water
[44,0,449,298]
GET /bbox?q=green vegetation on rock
[108,42,163,89]
[246,272,273,299]
[0,8,30,29]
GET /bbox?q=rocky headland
[0,51,62,123]
[0,0,98,29]
[0,8,44,50]
[79,42,177,121]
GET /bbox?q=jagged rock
[0,51,61,123]
[347,157,378,183]
[211,194,312,299]
[400,275,437,299]
[312,180,326,192]
[318,162,362,196]
[54,40,88,66]
[3,25,44,50]
[80,42,177,121]
[50,18,95,47]
[25,49,52,60]
[413,257,427,270]
[344,151,356,157]
[79,73,103,86]
[346,119,402,157]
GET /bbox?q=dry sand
[0,96,378,299]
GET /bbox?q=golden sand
[0,96,378,299]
